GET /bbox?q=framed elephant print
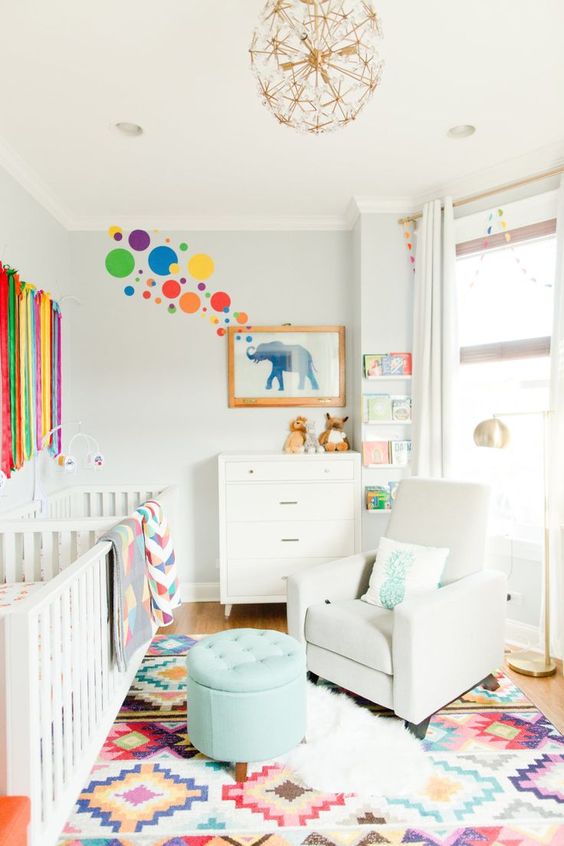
[228,325,345,407]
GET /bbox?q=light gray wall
[68,230,352,586]
[0,166,71,512]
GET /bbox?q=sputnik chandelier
[249,0,383,135]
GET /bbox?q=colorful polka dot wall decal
[128,229,151,251]
[162,279,181,299]
[106,248,135,278]
[105,227,251,338]
[210,291,231,312]
[188,253,214,281]
[109,225,123,241]
[179,291,200,313]
[148,245,178,276]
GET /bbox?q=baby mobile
[104,227,254,345]
[0,263,62,491]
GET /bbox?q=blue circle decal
[148,246,178,276]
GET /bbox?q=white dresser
[218,452,362,616]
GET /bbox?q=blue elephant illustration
[246,341,320,391]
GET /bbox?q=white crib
[0,483,173,846]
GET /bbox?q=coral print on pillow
[362,536,449,610]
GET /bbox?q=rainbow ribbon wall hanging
[0,263,62,479]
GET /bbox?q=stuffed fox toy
[318,413,350,451]
[284,416,308,453]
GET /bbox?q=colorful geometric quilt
[136,500,181,627]
[100,518,153,672]
[60,633,564,846]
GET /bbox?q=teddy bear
[283,416,308,453]
[318,413,350,452]
[304,420,325,454]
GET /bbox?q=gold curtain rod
[397,163,564,226]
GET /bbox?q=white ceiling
[1,0,564,228]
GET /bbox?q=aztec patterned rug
[59,633,564,846]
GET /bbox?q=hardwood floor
[165,602,564,733]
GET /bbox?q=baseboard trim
[506,618,541,650]
[180,582,220,602]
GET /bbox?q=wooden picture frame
[228,325,345,408]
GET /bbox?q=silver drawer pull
[248,469,255,474]
[279,501,298,505]
[281,538,300,542]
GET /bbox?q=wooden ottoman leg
[235,762,248,782]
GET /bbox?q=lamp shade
[473,418,511,449]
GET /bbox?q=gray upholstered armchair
[287,478,507,738]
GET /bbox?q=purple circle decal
[128,229,151,251]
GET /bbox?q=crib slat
[98,556,110,709]
[51,596,64,800]
[70,577,82,768]
[61,589,73,784]
[3,532,17,582]
[59,530,73,572]
[86,567,96,736]
[41,531,56,582]
[92,562,103,722]
[78,572,90,746]
[40,608,54,818]
[23,531,37,582]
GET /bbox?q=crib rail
[1,483,168,521]
[0,518,118,584]
[0,541,153,846]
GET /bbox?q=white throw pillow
[361,536,449,610]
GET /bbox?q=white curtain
[411,198,458,477]
[548,175,564,662]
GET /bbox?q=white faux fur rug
[273,682,431,796]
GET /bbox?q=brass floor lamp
[473,411,557,678]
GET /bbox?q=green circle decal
[106,248,135,278]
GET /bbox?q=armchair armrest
[287,551,376,643]
[392,569,507,724]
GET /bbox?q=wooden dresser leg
[235,762,248,782]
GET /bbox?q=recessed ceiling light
[115,122,143,137]
[447,124,476,139]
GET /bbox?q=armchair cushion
[361,536,449,609]
[305,598,394,675]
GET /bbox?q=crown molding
[0,137,75,230]
[413,139,564,210]
[346,196,417,228]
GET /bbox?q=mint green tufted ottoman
[187,629,306,781]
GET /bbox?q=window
[455,221,557,542]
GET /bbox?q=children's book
[362,441,390,465]
[390,440,412,466]
[391,396,412,422]
[387,352,412,375]
[366,486,390,510]
[364,354,386,378]
[366,394,392,422]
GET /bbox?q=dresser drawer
[227,519,355,559]
[225,482,354,522]
[224,459,354,483]
[227,557,333,598]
